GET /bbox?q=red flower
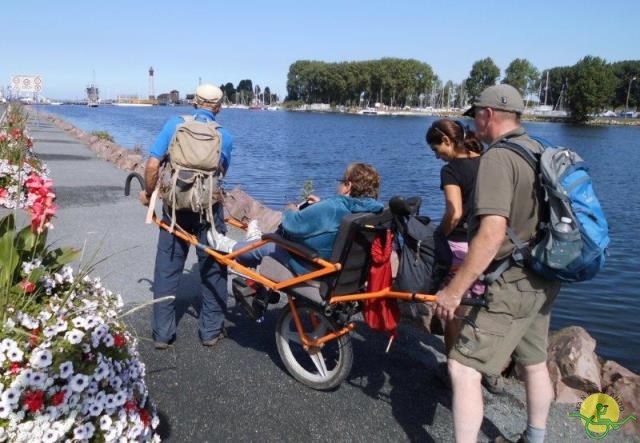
[0,188,7,200]
[113,333,127,347]
[139,408,151,427]
[124,400,137,412]
[23,390,45,413]
[30,328,40,347]
[9,362,21,375]
[18,279,36,293]
[50,391,65,406]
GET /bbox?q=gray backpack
[159,115,223,228]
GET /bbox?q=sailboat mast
[544,71,549,106]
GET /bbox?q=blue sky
[2,0,639,100]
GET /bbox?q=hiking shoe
[154,341,170,350]
[245,219,263,242]
[207,228,237,253]
[482,374,506,395]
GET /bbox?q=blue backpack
[499,138,610,282]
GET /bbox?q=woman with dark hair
[426,119,485,352]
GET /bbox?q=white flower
[94,363,109,381]
[6,346,23,362]
[59,361,73,379]
[105,394,117,409]
[103,334,114,347]
[64,329,84,344]
[69,374,89,392]
[1,387,21,405]
[114,391,126,406]
[104,427,118,442]
[26,371,47,389]
[55,318,68,333]
[18,313,39,329]
[88,400,104,416]
[43,326,58,338]
[0,338,17,353]
[41,429,59,443]
[84,422,95,439]
[29,349,53,368]
[73,425,87,440]
[71,317,85,329]
[0,401,12,419]
[99,414,112,430]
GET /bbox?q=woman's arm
[438,184,463,237]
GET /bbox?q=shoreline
[32,102,640,127]
[285,106,640,126]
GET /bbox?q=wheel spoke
[308,348,329,378]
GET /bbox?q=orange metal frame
[153,215,438,350]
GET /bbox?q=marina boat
[113,102,153,107]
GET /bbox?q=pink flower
[24,173,57,232]
[18,280,36,293]
[10,128,22,140]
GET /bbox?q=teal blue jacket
[281,195,384,275]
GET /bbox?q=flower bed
[0,106,55,232]
[0,105,159,442]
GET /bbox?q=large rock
[605,376,640,436]
[223,188,282,233]
[547,326,602,403]
[601,360,637,390]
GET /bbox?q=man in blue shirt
[139,84,234,349]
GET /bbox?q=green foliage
[465,58,500,101]
[285,58,436,107]
[610,60,640,110]
[300,180,314,201]
[91,130,114,142]
[567,56,616,121]
[503,58,540,97]
[0,213,79,314]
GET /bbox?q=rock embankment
[39,111,147,176]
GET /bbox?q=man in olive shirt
[435,84,560,443]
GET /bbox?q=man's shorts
[449,266,561,375]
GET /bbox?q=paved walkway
[27,112,605,442]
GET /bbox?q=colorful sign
[10,75,43,93]
[569,393,636,439]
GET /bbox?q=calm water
[40,105,640,372]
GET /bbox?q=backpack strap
[481,138,545,283]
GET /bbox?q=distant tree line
[285,56,640,121]
[219,80,278,105]
[286,59,436,108]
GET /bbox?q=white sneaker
[245,219,263,242]
[206,228,237,253]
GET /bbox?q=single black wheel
[275,300,353,390]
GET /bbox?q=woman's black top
[440,157,481,242]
